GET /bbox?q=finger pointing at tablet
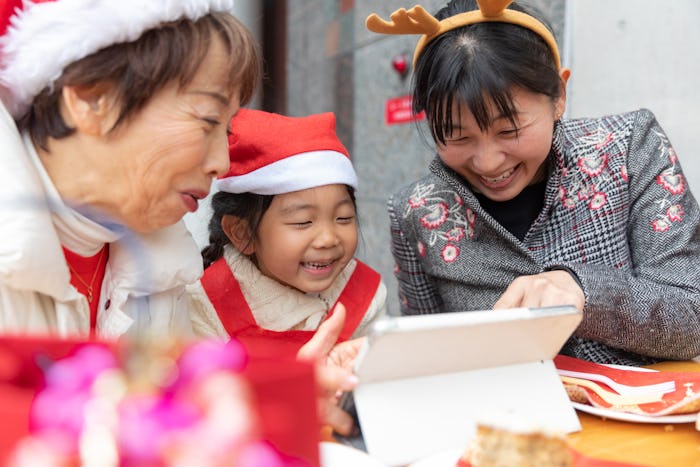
[493,271,585,311]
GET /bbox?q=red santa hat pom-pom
[218,109,358,195]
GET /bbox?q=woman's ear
[221,215,255,255]
[560,67,571,85]
[555,67,571,120]
[61,84,115,136]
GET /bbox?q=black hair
[201,185,359,269]
[201,191,273,269]
[412,0,562,145]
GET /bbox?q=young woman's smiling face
[436,87,563,202]
[252,184,358,294]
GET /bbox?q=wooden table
[567,361,700,467]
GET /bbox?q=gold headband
[365,0,561,69]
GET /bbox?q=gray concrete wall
[565,0,700,194]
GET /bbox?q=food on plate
[458,424,573,467]
[556,355,700,417]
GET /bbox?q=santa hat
[0,0,236,118]
[217,109,358,195]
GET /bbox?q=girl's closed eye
[445,133,470,144]
[445,128,472,143]
[450,136,470,143]
[287,219,312,228]
[499,127,520,137]
[337,215,355,224]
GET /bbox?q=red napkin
[555,355,700,416]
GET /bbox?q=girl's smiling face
[251,184,358,294]
[436,87,564,202]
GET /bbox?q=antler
[366,0,561,69]
[365,6,440,36]
[476,0,514,17]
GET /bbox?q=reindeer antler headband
[366,0,561,69]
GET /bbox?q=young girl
[367,0,700,365]
[188,109,386,358]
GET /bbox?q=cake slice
[458,424,573,467]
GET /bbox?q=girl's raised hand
[493,270,585,311]
[297,302,360,436]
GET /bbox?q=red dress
[201,257,381,358]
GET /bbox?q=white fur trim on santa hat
[0,0,236,118]
[216,150,359,195]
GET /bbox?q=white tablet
[354,305,582,383]
[351,305,584,465]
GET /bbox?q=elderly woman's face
[97,36,238,233]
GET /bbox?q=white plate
[601,364,656,372]
[319,442,387,467]
[406,448,462,467]
[572,402,698,423]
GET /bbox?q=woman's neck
[30,137,123,253]
[36,136,127,223]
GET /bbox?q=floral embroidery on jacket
[564,124,687,233]
[588,192,607,210]
[441,244,460,262]
[656,168,685,195]
[420,202,449,229]
[558,123,685,232]
[577,152,609,177]
[558,126,619,213]
[650,128,686,231]
[666,204,684,222]
[404,182,475,263]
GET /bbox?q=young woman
[367,0,700,365]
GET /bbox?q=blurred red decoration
[391,53,408,76]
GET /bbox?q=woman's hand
[493,270,585,311]
[297,303,361,436]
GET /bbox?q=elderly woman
[0,0,361,438]
[0,0,260,338]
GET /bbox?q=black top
[474,180,547,241]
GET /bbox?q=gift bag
[0,335,320,466]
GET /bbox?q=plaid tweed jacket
[388,109,700,366]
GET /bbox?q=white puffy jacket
[0,102,201,339]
